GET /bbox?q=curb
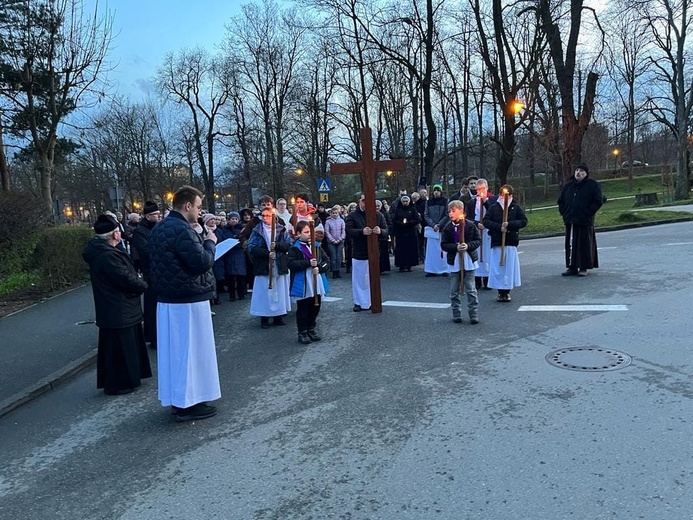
[0,347,97,419]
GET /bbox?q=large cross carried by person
[330,128,406,313]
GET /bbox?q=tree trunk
[0,125,9,191]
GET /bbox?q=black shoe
[441,272,449,277]
[273,317,287,326]
[425,273,436,277]
[212,297,221,305]
[453,317,463,324]
[173,403,217,422]
[237,294,246,300]
[470,317,479,325]
[332,272,337,279]
[475,277,482,289]
[261,318,270,329]
[298,333,312,344]
[335,271,342,278]
[562,268,578,276]
[307,330,321,341]
[353,304,362,312]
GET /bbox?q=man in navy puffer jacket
[150,185,221,422]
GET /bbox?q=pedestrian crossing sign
[317,178,332,193]
[320,193,329,203]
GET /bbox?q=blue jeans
[327,242,344,272]
[450,270,479,319]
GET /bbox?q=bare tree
[157,48,230,213]
[537,0,601,182]
[604,1,652,190]
[643,0,693,199]
[225,0,305,199]
[0,0,112,213]
[470,0,543,186]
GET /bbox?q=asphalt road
[1,222,692,519]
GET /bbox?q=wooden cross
[330,128,407,313]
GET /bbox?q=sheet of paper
[214,238,239,261]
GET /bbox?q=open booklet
[213,238,240,261]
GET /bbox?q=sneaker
[577,270,588,277]
[353,304,362,312]
[453,317,463,323]
[298,333,312,345]
[307,330,321,341]
[562,269,578,276]
[173,403,217,422]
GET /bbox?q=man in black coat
[130,201,162,349]
[83,214,151,396]
[557,162,604,277]
[345,194,388,312]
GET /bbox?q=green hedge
[34,226,94,290]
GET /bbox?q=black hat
[143,200,159,215]
[94,214,119,234]
[577,162,589,175]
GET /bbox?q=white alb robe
[351,259,371,308]
[471,198,492,277]
[250,223,291,317]
[157,301,221,408]
[487,246,521,290]
[423,227,449,274]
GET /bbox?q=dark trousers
[142,283,157,348]
[295,296,321,333]
[226,275,247,297]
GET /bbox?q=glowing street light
[613,148,620,169]
[509,99,524,115]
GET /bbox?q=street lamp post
[613,148,620,170]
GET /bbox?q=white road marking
[323,296,343,302]
[382,301,451,309]
[597,247,617,250]
[518,305,628,312]
[664,242,693,246]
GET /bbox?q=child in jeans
[441,200,481,324]
[287,221,330,344]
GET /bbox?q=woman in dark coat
[557,161,604,276]
[376,200,393,274]
[224,212,248,300]
[82,215,151,395]
[392,195,421,272]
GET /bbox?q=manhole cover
[546,347,632,372]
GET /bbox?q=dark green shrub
[0,191,51,276]
[34,226,93,289]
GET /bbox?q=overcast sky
[96,0,244,99]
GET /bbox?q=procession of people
[83,167,602,422]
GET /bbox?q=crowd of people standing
[82,163,603,422]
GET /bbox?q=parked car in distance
[621,160,647,167]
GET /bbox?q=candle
[459,213,466,294]
[309,217,319,306]
[500,189,509,266]
[268,209,276,289]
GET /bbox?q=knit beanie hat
[143,201,159,214]
[94,214,119,234]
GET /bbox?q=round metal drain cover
[546,347,632,372]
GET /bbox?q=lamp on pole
[612,148,620,170]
